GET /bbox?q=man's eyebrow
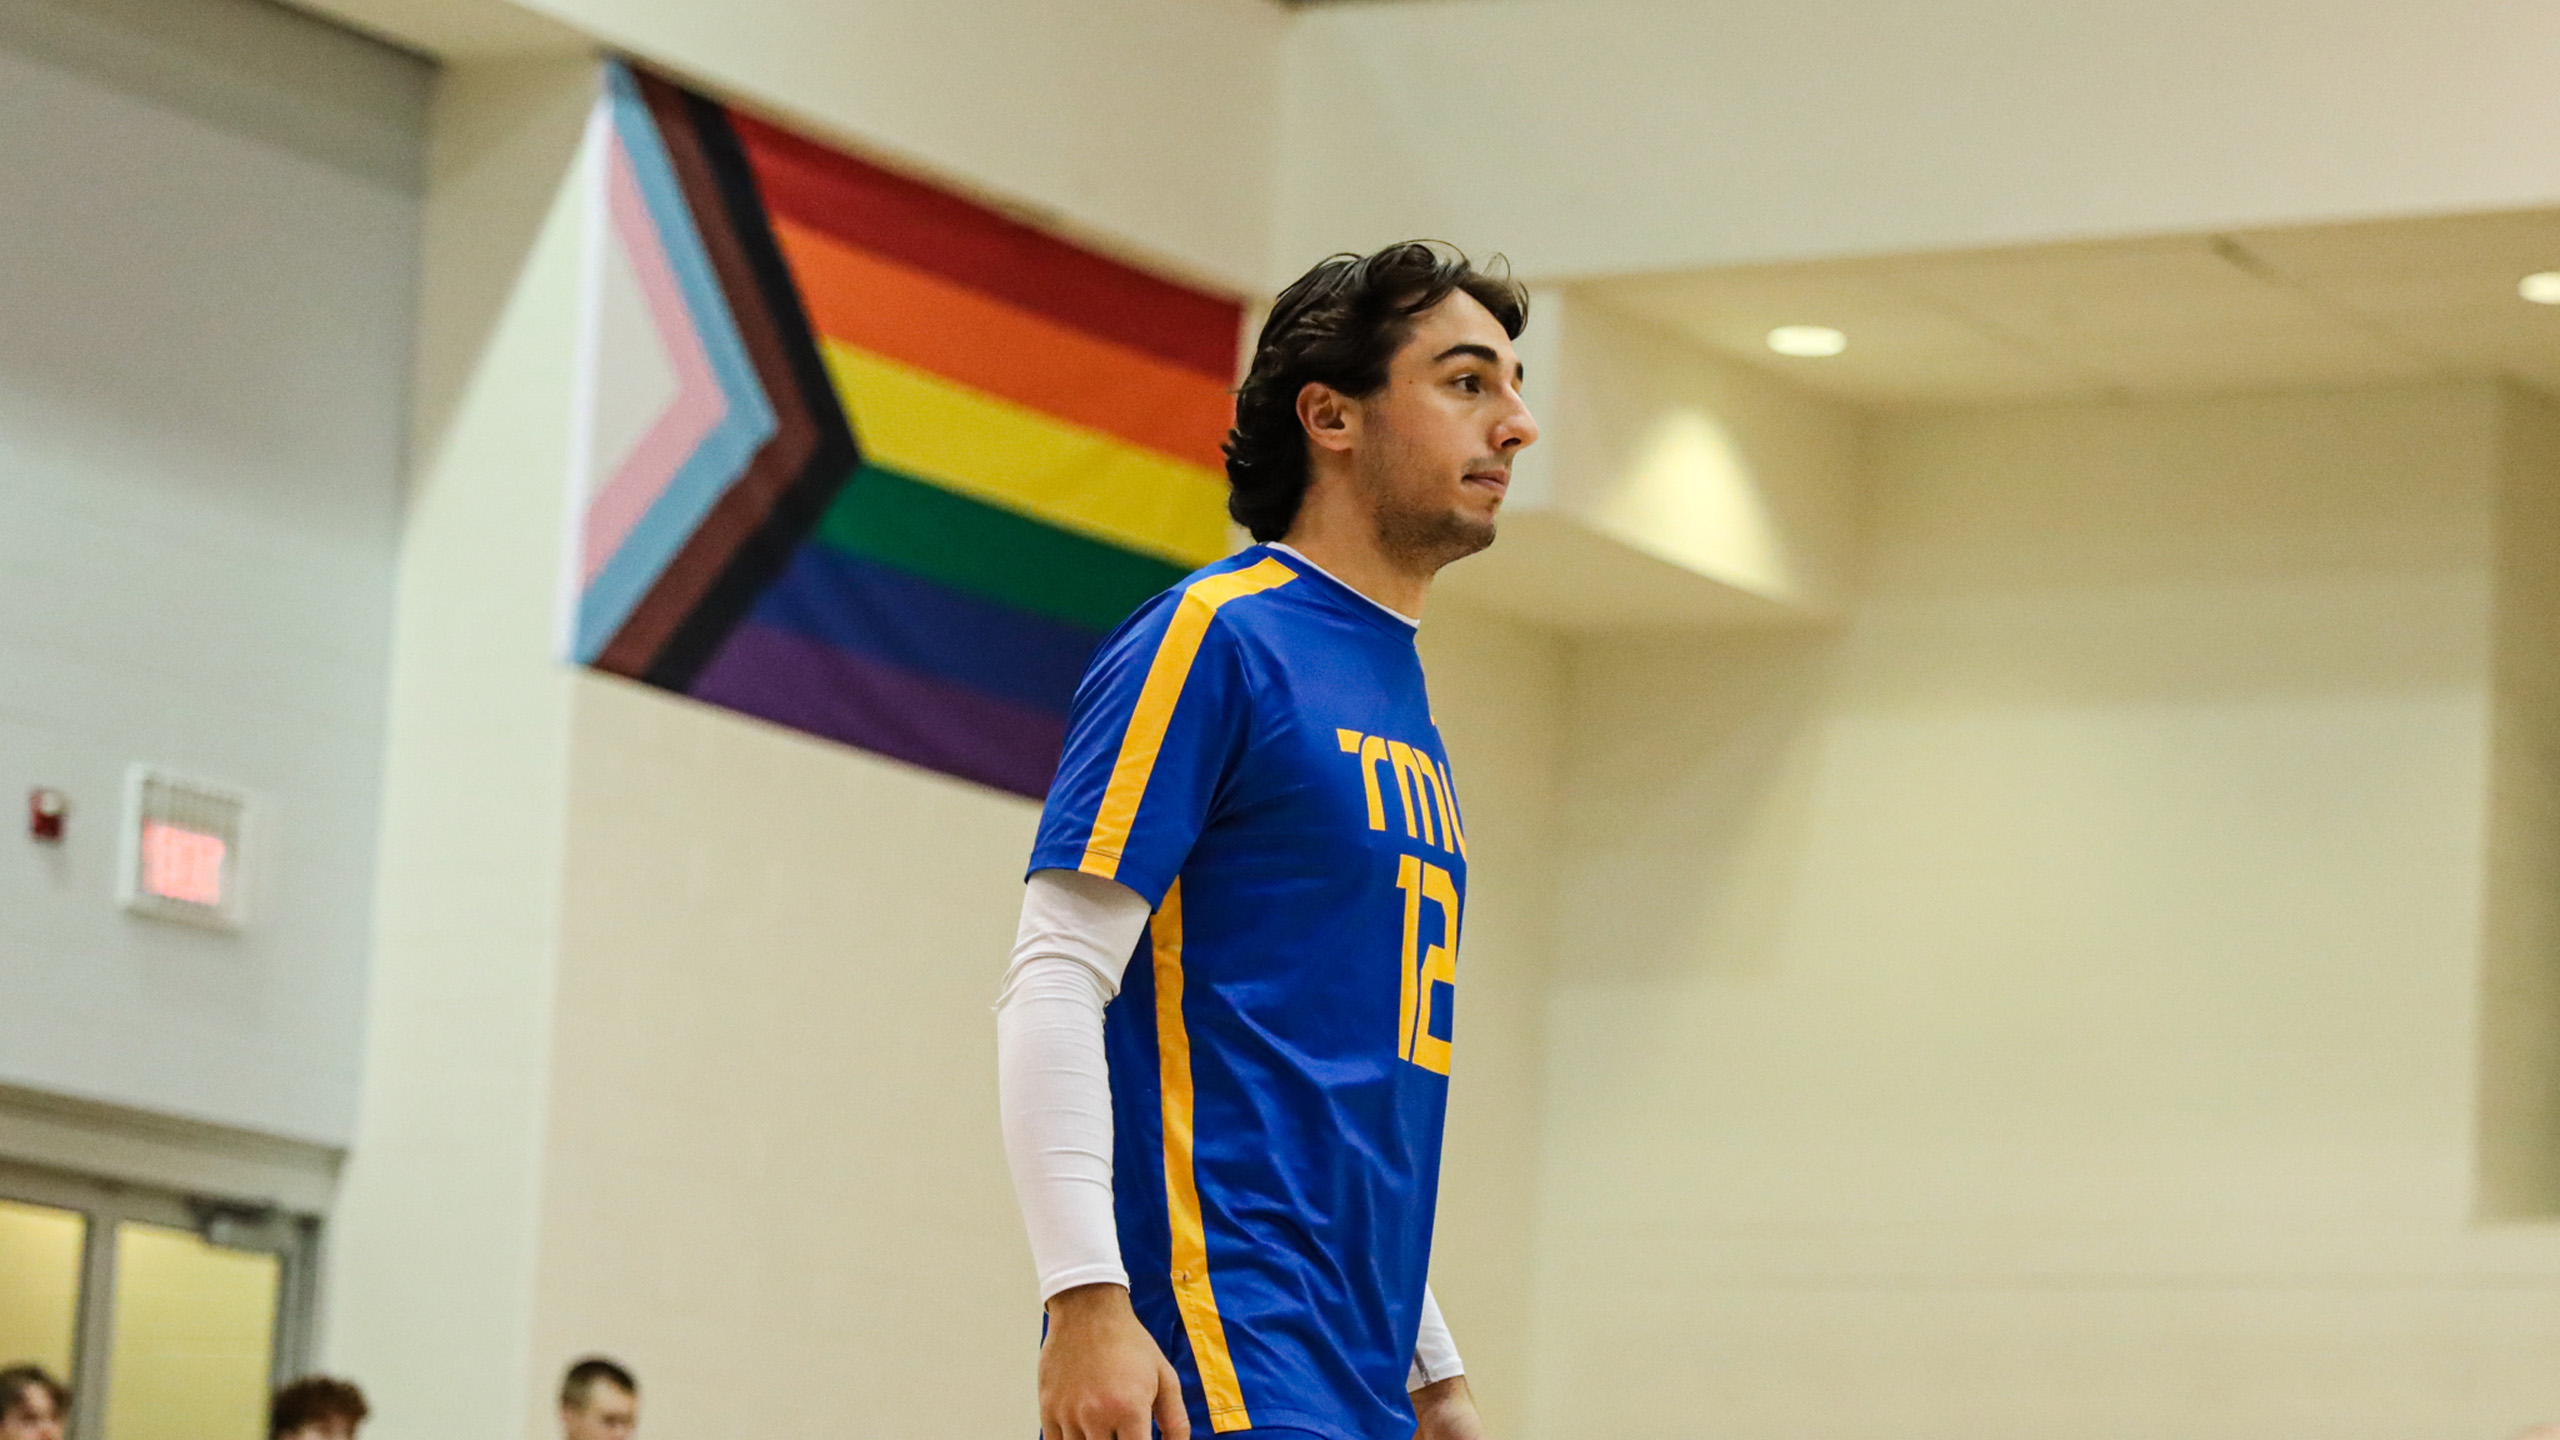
[1433,342,1524,381]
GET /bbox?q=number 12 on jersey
[1396,855,1459,1075]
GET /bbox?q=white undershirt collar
[1266,542,1420,628]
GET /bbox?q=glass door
[0,1162,316,1440]
[0,1194,84,1379]
[100,1221,283,1440]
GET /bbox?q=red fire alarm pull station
[28,788,66,842]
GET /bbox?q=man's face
[1346,290,1539,569]
[0,1388,63,1440]
[280,1420,357,1440]
[561,1384,637,1440]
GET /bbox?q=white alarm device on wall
[118,765,253,931]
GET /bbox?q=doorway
[0,1160,317,1440]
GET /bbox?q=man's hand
[1041,1283,1189,1440]
[1412,1374,1488,1440]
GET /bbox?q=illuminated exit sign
[119,767,250,930]
[142,821,227,905]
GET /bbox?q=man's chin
[1378,504,1496,572]
[1418,515,1495,575]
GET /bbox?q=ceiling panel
[2232,211,2560,317]
[1597,262,2103,407]
[1582,209,2560,409]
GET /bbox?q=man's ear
[1297,381,1358,454]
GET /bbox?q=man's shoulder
[1101,547,1313,656]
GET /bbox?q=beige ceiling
[1584,209,2560,409]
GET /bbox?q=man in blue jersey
[996,242,1537,1440]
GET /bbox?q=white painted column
[324,53,596,1440]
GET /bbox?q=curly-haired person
[999,241,1536,1440]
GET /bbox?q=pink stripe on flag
[581,136,729,585]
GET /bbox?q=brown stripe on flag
[636,80,862,692]
[595,71,827,680]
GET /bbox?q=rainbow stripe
[570,62,1243,797]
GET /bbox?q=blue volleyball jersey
[1028,545,1469,1440]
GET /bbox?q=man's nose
[1495,395,1539,452]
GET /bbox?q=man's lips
[1462,468,1509,494]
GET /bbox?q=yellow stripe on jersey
[1078,558,1299,880]
[1152,881,1254,1431]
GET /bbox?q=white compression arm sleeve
[1410,1286,1463,1389]
[995,868,1465,1384]
[997,867,1152,1301]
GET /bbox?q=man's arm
[1412,1375,1488,1440]
[996,869,1188,1440]
[996,868,1147,1297]
[1408,1287,1485,1440]
[1039,1283,1188,1440]
[1409,1284,1462,1389]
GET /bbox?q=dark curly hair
[271,1376,367,1438]
[1224,242,1528,543]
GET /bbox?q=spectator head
[0,1367,67,1440]
[558,1357,637,1440]
[270,1376,368,1440]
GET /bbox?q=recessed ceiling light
[2521,272,2560,305]
[1766,325,1847,357]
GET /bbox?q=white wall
[1528,382,2560,1439]
[2481,387,2560,1217]
[292,0,2560,298]
[1278,0,2560,282]
[0,0,426,1145]
[1440,291,1865,632]
[299,0,1287,291]
[322,52,596,1439]
[566,0,1286,290]
[1414,601,1568,1433]
[529,676,1044,1436]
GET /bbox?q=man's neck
[1268,542,1418,627]
[1276,512,1432,620]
